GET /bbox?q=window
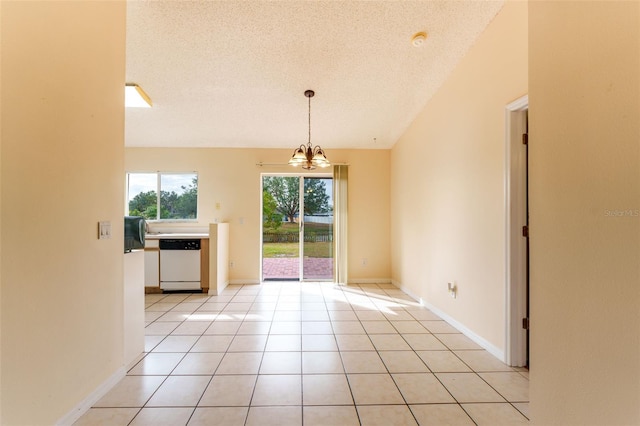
[127,172,198,221]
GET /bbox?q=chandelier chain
[308,92,311,147]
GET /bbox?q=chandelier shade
[288,90,330,170]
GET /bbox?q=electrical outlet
[229,261,234,269]
[361,258,368,266]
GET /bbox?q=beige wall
[1,2,126,424]
[529,2,640,424]
[0,1,4,421]
[125,148,391,283]
[390,1,527,354]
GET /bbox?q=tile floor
[74,282,529,425]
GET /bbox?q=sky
[128,173,333,204]
[127,173,196,201]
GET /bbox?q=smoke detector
[411,32,428,47]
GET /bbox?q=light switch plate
[98,221,111,239]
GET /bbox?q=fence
[263,231,333,243]
[303,215,333,224]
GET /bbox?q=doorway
[505,95,529,367]
[261,174,334,281]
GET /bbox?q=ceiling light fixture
[288,90,330,170]
[125,83,152,108]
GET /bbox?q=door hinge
[522,225,529,238]
[522,318,530,330]
[522,133,528,145]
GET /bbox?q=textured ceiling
[125,1,504,149]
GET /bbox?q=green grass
[262,243,299,258]
[262,242,332,258]
[263,222,333,258]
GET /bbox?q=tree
[303,178,331,215]
[159,177,197,219]
[262,190,282,230]
[129,177,198,220]
[174,177,198,218]
[263,176,331,221]
[263,176,299,222]
[128,190,157,220]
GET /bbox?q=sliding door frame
[260,172,333,282]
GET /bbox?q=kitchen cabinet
[144,235,209,293]
[208,223,229,295]
[201,239,210,293]
[144,239,160,292]
[124,250,144,366]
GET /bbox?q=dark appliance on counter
[124,216,146,253]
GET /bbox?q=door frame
[260,172,333,282]
[505,95,529,367]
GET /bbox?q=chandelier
[288,90,330,170]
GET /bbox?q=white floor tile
[94,375,165,407]
[128,353,184,375]
[435,373,506,403]
[73,408,139,425]
[378,351,430,373]
[303,406,359,426]
[146,375,210,407]
[133,283,527,426]
[172,352,224,375]
[410,404,475,425]
[188,407,248,426]
[198,375,257,406]
[245,406,302,426]
[357,404,418,426]
[129,407,194,426]
[303,374,353,405]
[392,373,455,404]
[260,351,302,374]
[251,375,302,406]
[302,352,344,374]
[462,402,529,425]
[347,374,405,405]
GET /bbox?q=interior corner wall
[1,2,126,424]
[124,148,390,284]
[0,1,3,421]
[390,1,527,354]
[528,2,640,424]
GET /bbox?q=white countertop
[146,233,209,240]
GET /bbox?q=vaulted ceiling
[125,1,504,149]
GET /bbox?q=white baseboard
[394,280,419,300]
[422,301,505,362]
[209,280,230,295]
[393,280,506,362]
[56,367,126,426]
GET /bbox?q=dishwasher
[159,239,201,291]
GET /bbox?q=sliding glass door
[262,175,333,281]
[302,177,333,280]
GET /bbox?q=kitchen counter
[146,233,209,240]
